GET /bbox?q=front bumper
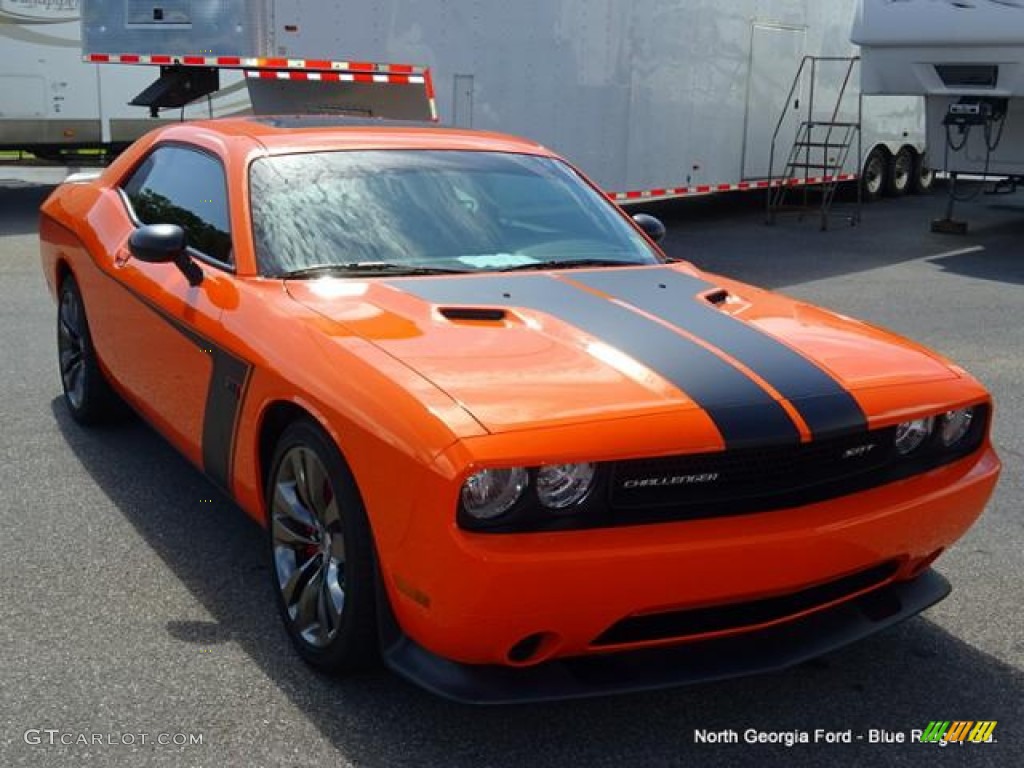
[381,444,998,670]
[380,568,951,704]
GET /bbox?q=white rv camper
[51,1,928,208]
[853,0,1024,229]
[0,0,247,159]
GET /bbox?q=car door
[99,144,239,477]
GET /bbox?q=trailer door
[742,23,806,180]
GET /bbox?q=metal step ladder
[767,56,863,230]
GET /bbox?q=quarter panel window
[122,145,233,265]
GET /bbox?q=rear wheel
[861,147,888,202]
[885,146,914,197]
[266,420,378,673]
[57,274,120,425]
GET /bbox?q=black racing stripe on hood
[385,274,800,448]
[570,269,867,439]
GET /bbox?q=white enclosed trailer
[70,1,926,206]
[853,0,1024,230]
[0,0,249,158]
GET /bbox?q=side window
[122,145,233,266]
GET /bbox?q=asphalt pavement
[1,175,1021,767]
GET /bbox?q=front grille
[611,427,896,513]
[461,405,988,533]
[592,560,900,646]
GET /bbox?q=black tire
[885,146,914,197]
[910,151,935,194]
[861,147,889,202]
[266,419,378,674]
[57,274,120,425]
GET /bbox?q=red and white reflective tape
[86,51,439,121]
[424,70,438,121]
[245,70,424,85]
[84,53,424,74]
[609,174,858,203]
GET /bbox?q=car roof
[171,115,554,156]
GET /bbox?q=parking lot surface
[1,176,1021,767]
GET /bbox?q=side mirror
[632,213,667,244]
[129,224,203,286]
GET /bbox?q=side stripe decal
[569,269,867,439]
[201,348,252,492]
[386,274,800,448]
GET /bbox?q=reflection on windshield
[248,150,660,276]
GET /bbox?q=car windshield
[248,150,662,276]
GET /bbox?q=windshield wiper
[497,258,650,272]
[280,262,468,278]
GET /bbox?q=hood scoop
[439,306,508,323]
[704,289,730,306]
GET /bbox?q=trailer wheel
[885,147,914,197]
[861,147,888,202]
[910,151,935,194]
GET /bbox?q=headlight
[939,408,975,447]
[461,467,529,520]
[894,417,934,455]
[536,463,597,510]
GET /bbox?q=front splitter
[379,569,951,705]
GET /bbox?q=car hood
[286,265,959,443]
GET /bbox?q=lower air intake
[592,560,901,646]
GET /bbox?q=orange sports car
[39,117,1000,703]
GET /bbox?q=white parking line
[927,245,986,260]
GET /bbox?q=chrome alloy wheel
[271,446,347,648]
[58,282,87,410]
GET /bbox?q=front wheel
[266,420,378,673]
